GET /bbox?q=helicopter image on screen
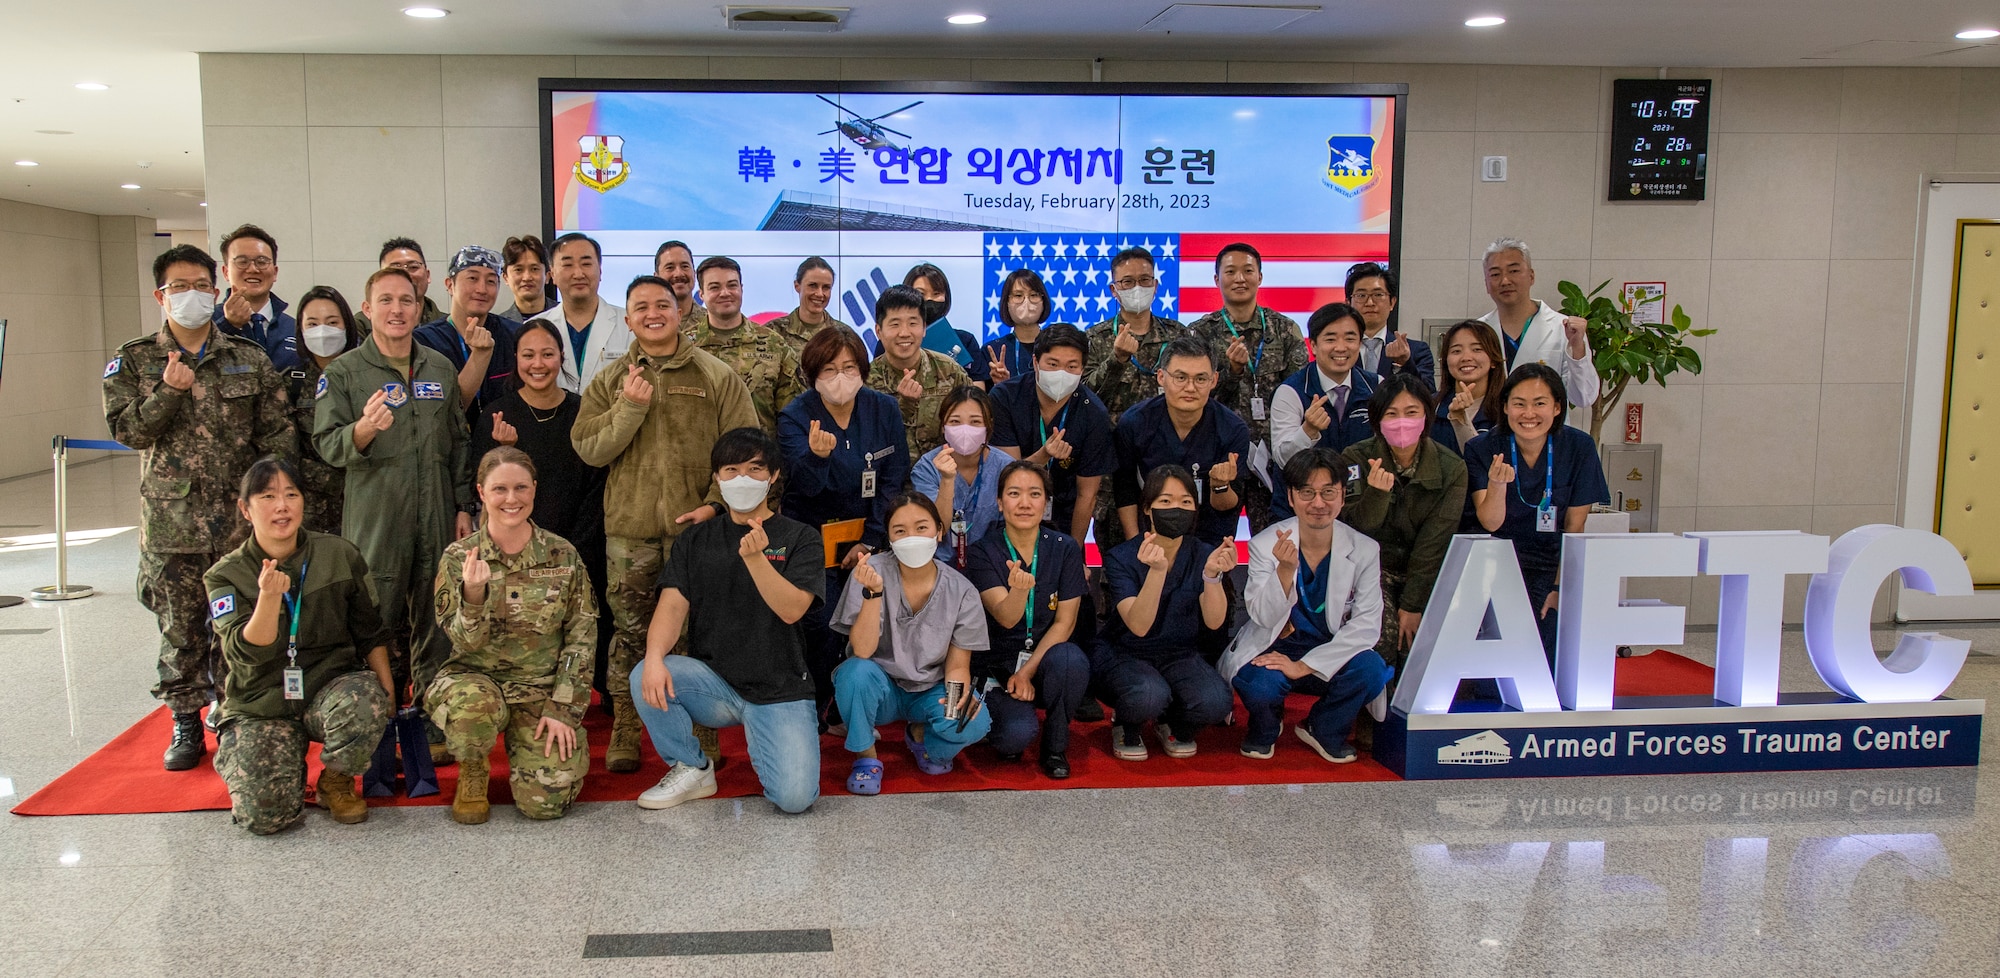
[816,94,925,152]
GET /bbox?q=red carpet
[12,650,1717,817]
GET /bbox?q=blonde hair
[477,446,537,486]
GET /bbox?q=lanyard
[1005,335,1034,378]
[280,559,310,667]
[1036,397,1073,447]
[1223,308,1268,384]
[1510,435,1554,509]
[1296,551,1328,616]
[1003,531,1039,647]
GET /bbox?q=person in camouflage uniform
[690,256,804,433]
[205,457,394,834]
[761,256,854,350]
[573,276,760,773]
[104,243,296,771]
[428,447,597,823]
[867,284,969,458]
[1083,247,1195,421]
[285,285,363,534]
[1189,243,1308,533]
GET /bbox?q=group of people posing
[106,224,1609,834]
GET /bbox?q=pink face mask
[1381,416,1426,449]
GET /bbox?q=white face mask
[1114,284,1156,315]
[166,289,216,328]
[816,372,862,407]
[1036,368,1080,402]
[890,535,938,568]
[717,474,771,513]
[302,325,346,357]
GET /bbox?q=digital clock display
[1609,78,1710,202]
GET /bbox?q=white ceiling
[2,0,1997,230]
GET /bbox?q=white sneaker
[636,761,717,810]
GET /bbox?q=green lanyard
[1003,531,1039,650]
[280,560,309,668]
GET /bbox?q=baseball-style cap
[448,244,505,277]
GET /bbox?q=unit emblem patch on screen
[1322,134,1377,196]
[575,135,629,193]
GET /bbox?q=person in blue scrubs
[987,324,1116,545]
[912,385,1016,564]
[1463,362,1611,661]
[963,461,1091,778]
[777,326,911,718]
[979,269,1049,389]
[1093,465,1238,761]
[1223,448,1390,764]
[413,244,519,427]
[1111,336,1251,544]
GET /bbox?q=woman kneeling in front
[206,457,394,835]
[428,447,597,823]
[1222,448,1390,764]
[831,493,993,794]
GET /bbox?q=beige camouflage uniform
[762,307,852,350]
[428,525,597,819]
[868,350,969,458]
[689,318,803,435]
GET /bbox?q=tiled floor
[2,456,1997,977]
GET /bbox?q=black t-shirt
[657,514,826,705]
[471,390,606,549]
[962,526,1089,678]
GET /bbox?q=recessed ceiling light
[14,160,38,167]
[120,183,141,190]
[74,82,109,91]
[1957,28,2000,39]
[403,6,449,17]
[35,129,73,135]
[947,13,986,25]
[1465,15,1506,27]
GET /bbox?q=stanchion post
[30,435,93,602]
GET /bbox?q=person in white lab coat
[1219,447,1389,764]
[1476,237,1599,422]
[531,232,630,392]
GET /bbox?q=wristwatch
[862,587,885,600]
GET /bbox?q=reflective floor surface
[2,456,1997,977]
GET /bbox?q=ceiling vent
[1139,3,1320,34]
[724,6,849,32]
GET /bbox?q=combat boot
[451,755,490,825]
[606,694,642,773]
[315,768,369,824]
[163,711,205,771]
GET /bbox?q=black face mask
[920,299,949,325]
[1149,506,1196,540]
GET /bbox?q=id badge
[1043,497,1055,523]
[1536,502,1557,532]
[283,668,305,700]
[861,467,877,498]
[1250,396,1266,421]
[1015,648,1032,672]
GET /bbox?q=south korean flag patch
[103,356,122,379]
[314,375,329,399]
[210,593,236,620]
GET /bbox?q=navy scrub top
[777,387,912,550]
[963,527,1090,677]
[988,375,1116,528]
[1097,529,1218,663]
[1462,425,1611,576]
[1112,395,1252,543]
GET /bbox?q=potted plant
[1556,280,1714,444]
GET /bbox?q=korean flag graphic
[210,593,236,620]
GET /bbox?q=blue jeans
[984,642,1089,756]
[1088,644,1233,736]
[1232,646,1391,752]
[832,657,992,763]
[627,657,820,814]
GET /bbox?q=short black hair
[551,232,601,262]
[875,283,925,324]
[293,285,359,355]
[711,426,782,477]
[220,224,278,261]
[1213,242,1260,273]
[998,458,1052,496]
[654,239,691,265]
[378,237,424,263]
[1159,334,1213,373]
[502,234,549,269]
[999,268,1051,327]
[902,263,951,314]
[1139,464,1197,512]
[1498,362,1570,432]
[153,244,216,288]
[238,455,304,502]
[1306,302,1366,342]
[625,274,673,302]
[1344,261,1397,297]
[795,255,833,283]
[696,255,741,288]
[1111,246,1156,273]
[1283,447,1347,492]
[1367,372,1436,439]
[885,490,944,531]
[1033,322,1089,363]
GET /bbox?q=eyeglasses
[1162,370,1213,388]
[386,260,427,273]
[1349,290,1391,303]
[228,257,275,271]
[158,281,213,294]
[1113,276,1158,290]
[1291,487,1344,502]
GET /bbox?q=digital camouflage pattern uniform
[1191,306,1307,532]
[762,307,852,350]
[428,525,597,819]
[103,327,295,714]
[1082,314,1196,421]
[689,318,803,435]
[205,530,393,834]
[281,358,344,534]
[868,349,970,458]
[572,339,758,764]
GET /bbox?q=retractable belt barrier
[30,436,134,602]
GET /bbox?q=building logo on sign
[1438,730,1512,765]
[1322,135,1377,196]
[575,135,629,193]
